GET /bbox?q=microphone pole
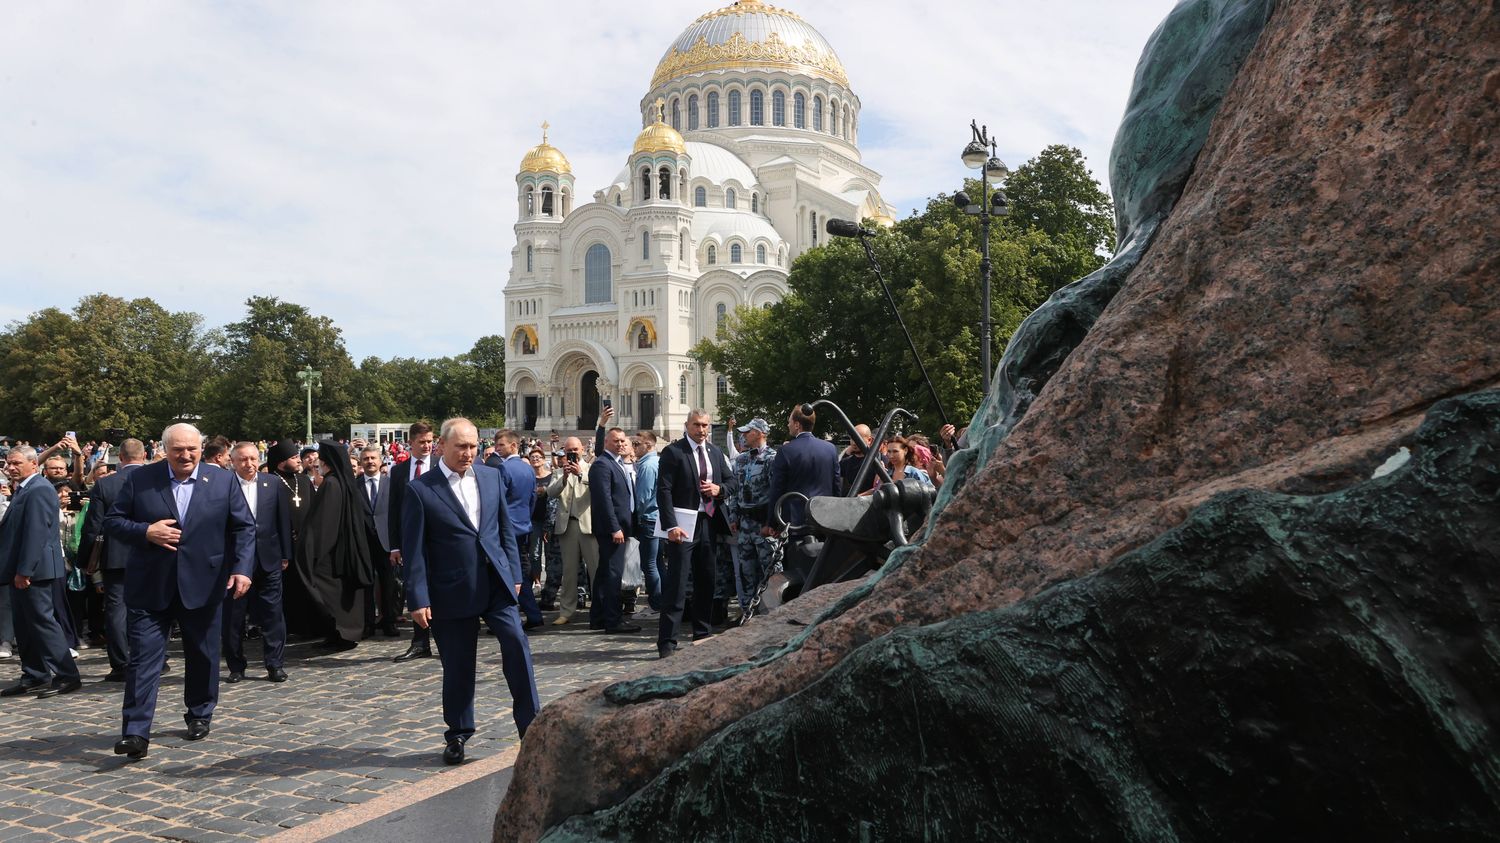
[827,219,951,431]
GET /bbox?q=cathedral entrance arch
[579,370,600,429]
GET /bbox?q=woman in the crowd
[529,447,562,610]
[863,436,932,492]
[291,441,374,650]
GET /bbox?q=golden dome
[633,100,687,156]
[520,122,572,175]
[651,0,849,90]
[871,210,897,227]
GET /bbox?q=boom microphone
[825,218,874,238]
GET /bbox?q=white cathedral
[502,0,892,436]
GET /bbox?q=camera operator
[544,436,597,625]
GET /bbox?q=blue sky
[0,0,1178,362]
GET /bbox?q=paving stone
[0,613,651,840]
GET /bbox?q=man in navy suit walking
[221,442,292,684]
[0,445,81,698]
[656,409,738,658]
[588,427,642,634]
[105,424,255,759]
[484,429,544,629]
[401,418,540,764]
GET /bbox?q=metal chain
[738,532,786,624]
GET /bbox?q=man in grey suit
[357,445,398,636]
[0,445,81,698]
[80,437,148,682]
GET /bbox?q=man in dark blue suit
[0,445,81,698]
[765,403,839,532]
[105,424,255,759]
[656,409,738,658]
[386,421,436,662]
[79,437,148,682]
[484,429,543,629]
[221,442,292,684]
[401,418,540,765]
[588,427,641,634]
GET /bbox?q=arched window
[716,375,728,399]
[749,90,764,125]
[716,302,727,329]
[811,211,819,246]
[728,90,742,126]
[671,97,680,130]
[687,94,699,130]
[679,231,686,262]
[541,185,554,216]
[813,96,823,131]
[706,244,717,264]
[641,230,650,260]
[584,243,612,304]
[525,244,533,272]
[730,243,742,263]
[678,373,688,404]
[771,90,785,126]
[725,188,736,209]
[793,92,805,128]
[640,167,651,201]
[756,244,766,264]
[659,166,672,200]
[830,101,838,135]
[524,185,534,217]
[615,194,622,207]
[707,91,720,128]
[751,193,759,213]
[694,186,707,207]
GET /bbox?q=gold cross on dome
[655,98,666,122]
[541,121,550,143]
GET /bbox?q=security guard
[728,418,778,612]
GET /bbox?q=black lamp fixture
[956,120,1009,399]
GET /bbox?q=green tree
[0,295,211,441]
[201,296,358,439]
[698,145,1114,430]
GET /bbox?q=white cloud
[0,0,1178,361]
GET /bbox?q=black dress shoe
[522,618,544,630]
[323,636,358,652]
[225,671,244,684]
[393,644,432,663]
[102,670,126,682]
[114,735,149,759]
[185,719,211,741]
[589,620,606,630]
[35,678,82,698]
[442,738,465,766]
[657,642,678,659]
[692,631,717,642]
[605,622,642,634]
[1,681,46,697]
[267,667,288,683]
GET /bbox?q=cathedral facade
[503,0,891,435]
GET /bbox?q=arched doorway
[578,370,599,429]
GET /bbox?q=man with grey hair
[655,410,737,658]
[105,423,255,759]
[0,444,81,698]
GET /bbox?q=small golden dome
[520,122,572,174]
[633,99,687,157]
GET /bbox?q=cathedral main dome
[650,0,849,90]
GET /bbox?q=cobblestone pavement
[0,613,660,842]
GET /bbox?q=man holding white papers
[655,410,737,659]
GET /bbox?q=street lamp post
[295,365,322,443]
[954,120,1009,399]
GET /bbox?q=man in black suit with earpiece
[655,409,737,658]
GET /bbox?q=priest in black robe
[291,441,374,648]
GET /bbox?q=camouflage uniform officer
[728,418,778,611]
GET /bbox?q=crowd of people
[0,406,957,762]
